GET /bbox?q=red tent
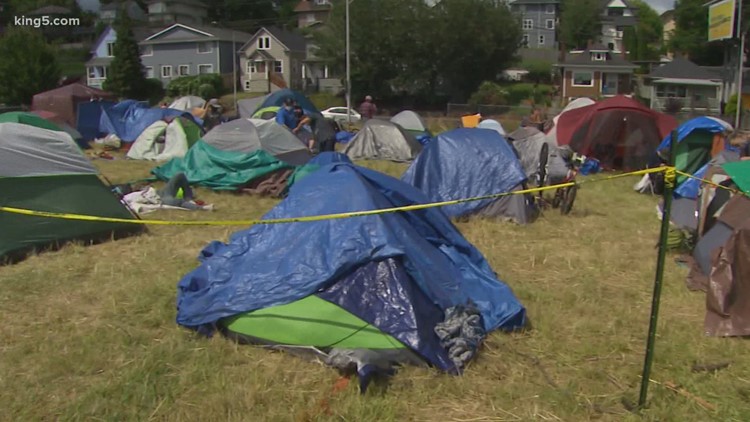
[31,83,117,127]
[555,95,678,170]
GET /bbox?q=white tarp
[0,122,96,177]
[169,96,206,112]
[126,119,190,161]
[477,119,506,136]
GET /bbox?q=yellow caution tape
[0,167,674,226]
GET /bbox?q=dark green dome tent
[0,123,143,263]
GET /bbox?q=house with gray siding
[510,0,560,49]
[238,27,309,93]
[139,23,252,89]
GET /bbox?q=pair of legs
[158,173,201,210]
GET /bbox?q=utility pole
[735,0,744,129]
[346,0,352,125]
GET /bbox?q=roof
[90,26,154,54]
[660,9,674,20]
[146,0,207,6]
[648,57,722,81]
[601,0,636,9]
[27,5,71,15]
[240,26,307,53]
[142,23,252,44]
[294,0,333,12]
[101,0,145,11]
[557,49,637,68]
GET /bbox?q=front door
[602,73,618,96]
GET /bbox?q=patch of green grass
[1,154,750,421]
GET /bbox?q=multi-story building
[599,0,638,53]
[145,0,208,26]
[510,0,560,50]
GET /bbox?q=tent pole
[346,0,351,125]
[637,129,677,409]
[735,0,744,129]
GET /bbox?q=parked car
[321,106,361,123]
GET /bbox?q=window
[198,64,213,74]
[197,42,212,54]
[522,34,529,47]
[572,72,593,87]
[88,67,95,78]
[106,42,115,57]
[608,8,624,16]
[249,61,266,73]
[141,45,153,56]
[161,65,172,78]
[145,66,154,78]
[273,60,283,74]
[258,36,270,50]
[593,52,605,61]
[538,35,545,46]
[244,80,251,90]
[523,19,533,30]
[546,4,555,13]
[178,65,189,76]
[656,85,687,98]
[546,19,555,29]
[315,0,329,4]
[100,66,108,78]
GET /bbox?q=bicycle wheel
[560,185,577,215]
[551,188,563,208]
[537,142,549,187]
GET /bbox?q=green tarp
[722,160,750,195]
[0,112,62,132]
[221,295,406,349]
[675,131,713,185]
[152,140,294,190]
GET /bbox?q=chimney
[621,49,627,60]
[559,42,566,62]
[587,39,593,50]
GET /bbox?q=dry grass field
[1,149,749,421]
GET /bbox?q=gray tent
[202,118,311,165]
[507,126,568,185]
[477,119,506,136]
[390,110,427,132]
[343,119,423,162]
[237,94,271,119]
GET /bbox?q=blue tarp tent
[254,89,320,116]
[176,163,526,368]
[98,100,199,143]
[402,128,536,224]
[76,100,116,141]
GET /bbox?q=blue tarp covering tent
[76,100,116,141]
[254,89,320,117]
[98,100,200,143]
[656,116,734,199]
[176,162,526,347]
[401,128,535,223]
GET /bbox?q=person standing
[359,95,377,120]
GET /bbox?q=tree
[313,0,522,103]
[670,0,724,65]
[523,60,553,84]
[559,0,602,49]
[103,9,147,99]
[621,0,663,61]
[0,28,61,105]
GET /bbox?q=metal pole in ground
[735,0,744,129]
[638,129,677,408]
[345,0,351,126]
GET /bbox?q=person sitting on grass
[119,173,214,213]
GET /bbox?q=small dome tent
[343,119,423,162]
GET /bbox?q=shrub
[468,81,508,106]
[724,94,749,117]
[663,97,684,114]
[309,91,345,110]
[505,83,553,106]
[143,78,165,105]
[166,74,224,98]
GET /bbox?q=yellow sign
[708,0,736,41]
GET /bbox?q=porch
[649,81,722,113]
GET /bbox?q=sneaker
[202,204,215,211]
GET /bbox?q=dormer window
[592,52,606,61]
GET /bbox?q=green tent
[722,160,750,195]
[0,111,63,132]
[152,141,294,190]
[0,122,144,263]
[221,295,407,349]
[252,106,280,120]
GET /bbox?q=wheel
[551,188,564,208]
[560,185,577,215]
[537,142,549,188]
